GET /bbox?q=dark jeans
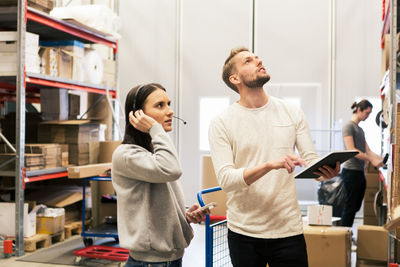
[124,256,182,267]
[340,168,366,227]
[228,229,308,267]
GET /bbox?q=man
[208,46,340,267]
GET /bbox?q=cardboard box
[40,40,84,81]
[0,31,39,53]
[68,142,99,165]
[68,93,80,119]
[0,203,36,237]
[364,201,376,217]
[98,141,121,163]
[39,47,58,77]
[365,172,379,189]
[303,225,351,267]
[363,215,379,226]
[201,155,227,216]
[38,120,99,144]
[36,213,65,234]
[365,188,379,203]
[307,205,332,226]
[102,59,116,87]
[40,88,69,121]
[357,225,388,262]
[356,259,387,267]
[68,162,111,178]
[0,51,40,75]
[39,47,72,79]
[87,93,113,140]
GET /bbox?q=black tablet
[294,150,359,179]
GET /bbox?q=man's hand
[129,110,156,133]
[314,161,340,181]
[269,154,307,174]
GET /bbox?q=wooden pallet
[64,220,91,239]
[24,234,51,252]
[64,221,83,239]
[23,231,65,252]
[50,231,65,245]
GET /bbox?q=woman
[341,99,383,227]
[112,83,207,267]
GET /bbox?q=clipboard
[294,150,359,179]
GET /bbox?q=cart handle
[197,186,222,207]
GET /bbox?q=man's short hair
[222,46,249,93]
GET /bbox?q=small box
[0,202,36,237]
[68,163,111,179]
[40,40,84,81]
[357,225,388,262]
[0,31,39,53]
[36,208,65,234]
[68,93,80,119]
[39,47,72,79]
[307,205,332,226]
[40,88,69,121]
[304,225,351,267]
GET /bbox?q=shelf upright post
[389,0,397,264]
[15,0,26,256]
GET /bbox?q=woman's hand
[129,110,157,133]
[185,203,209,224]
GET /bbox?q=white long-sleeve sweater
[111,123,193,262]
[208,96,319,238]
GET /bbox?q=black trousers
[227,229,308,267]
[340,168,366,227]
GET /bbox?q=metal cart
[81,176,119,246]
[197,187,232,267]
[73,176,128,266]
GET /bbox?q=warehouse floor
[0,219,362,267]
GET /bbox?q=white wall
[118,0,382,205]
[335,0,382,121]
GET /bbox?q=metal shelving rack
[381,0,400,265]
[0,0,118,256]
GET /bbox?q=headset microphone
[173,116,187,125]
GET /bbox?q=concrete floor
[0,219,363,267]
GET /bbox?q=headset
[131,84,187,124]
[132,84,145,112]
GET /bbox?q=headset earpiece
[132,84,145,112]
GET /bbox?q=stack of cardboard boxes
[38,120,100,166]
[364,163,381,225]
[0,31,40,76]
[356,225,388,266]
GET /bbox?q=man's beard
[242,74,270,88]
